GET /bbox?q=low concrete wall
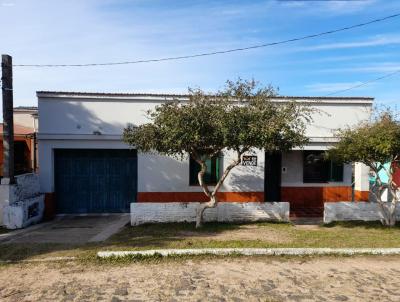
[324,201,400,224]
[14,173,41,200]
[1,173,45,229]
[131,202,290,226]
[3,195,45,229]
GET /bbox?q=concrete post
[1,54,15,184]
[1,54,16,225]
[354,162,370,201]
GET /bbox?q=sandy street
[1,256,400,301]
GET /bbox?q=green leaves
[123,79,311,160]
[328,109,400,166]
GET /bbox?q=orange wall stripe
[354,190,369,202]
[137,192,264,203]
[281,186,352,208]
[138,188,354,203]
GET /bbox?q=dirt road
[1,256,400,301]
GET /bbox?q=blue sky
[1,0,399,108]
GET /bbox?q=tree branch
[211,150,244,197]
[191,152,212,198]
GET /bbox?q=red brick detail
[137,192,264,203]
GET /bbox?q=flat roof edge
[36,91,374,105]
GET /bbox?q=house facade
[37,92,373,217]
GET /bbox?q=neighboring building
[37,92,373,217]
[0,107,38,177]
[369,162,400,202]
[395,165,400,189]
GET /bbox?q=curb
[97,248,400,258]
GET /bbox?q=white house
[37,91,372,218]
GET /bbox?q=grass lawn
[108,221,400,249]
[1,221,400,262]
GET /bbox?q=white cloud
[279,0,377,15]
[322,63,400,73]
[301,34,400,51]
[322,0,377,13]
[306,81,367,93]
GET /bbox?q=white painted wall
[324,202,400,223]
[354,163,370,192]
[1,173,44,228]
[38,95,372,138]
[37,93,372,195]
[138,150,264,193]
[38,98,157,135]
[131,202,290,225]
[305,103,371,138]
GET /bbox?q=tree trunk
[378,194,397,227]
[368,163,398,227]
[193,150,244,228]
[195,196,217,228]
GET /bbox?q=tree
[328,109,400,226]
[123,79,312,227]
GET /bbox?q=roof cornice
[36,91,374,104]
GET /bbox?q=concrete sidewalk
[0,214,129,244]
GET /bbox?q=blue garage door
[55,149,137,213]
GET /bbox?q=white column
[354,162,370,192]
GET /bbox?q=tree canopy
[123,79,312,227]
[329,110,400,167]
[328,109,400,226]
[123,79,311,158]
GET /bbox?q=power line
[13,12,400,68]
[324,69,400,96]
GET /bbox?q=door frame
[264,151,282,202]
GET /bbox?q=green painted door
[55,149,137,213]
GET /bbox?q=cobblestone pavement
[1,256,400,301]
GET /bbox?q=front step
[290,207,324,218]
[290,217,323,225]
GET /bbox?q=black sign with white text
[242,155,257,166]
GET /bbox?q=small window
[303,151,343,183]
[189,156,221,186]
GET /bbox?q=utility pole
[1,54,15,184]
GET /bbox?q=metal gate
[55,149,137,213]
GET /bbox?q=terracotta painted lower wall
[281,186,352,209]
[354,190,369,202]
[139,187,354,206]
[46,187,358,216]
[137,192,264,203]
